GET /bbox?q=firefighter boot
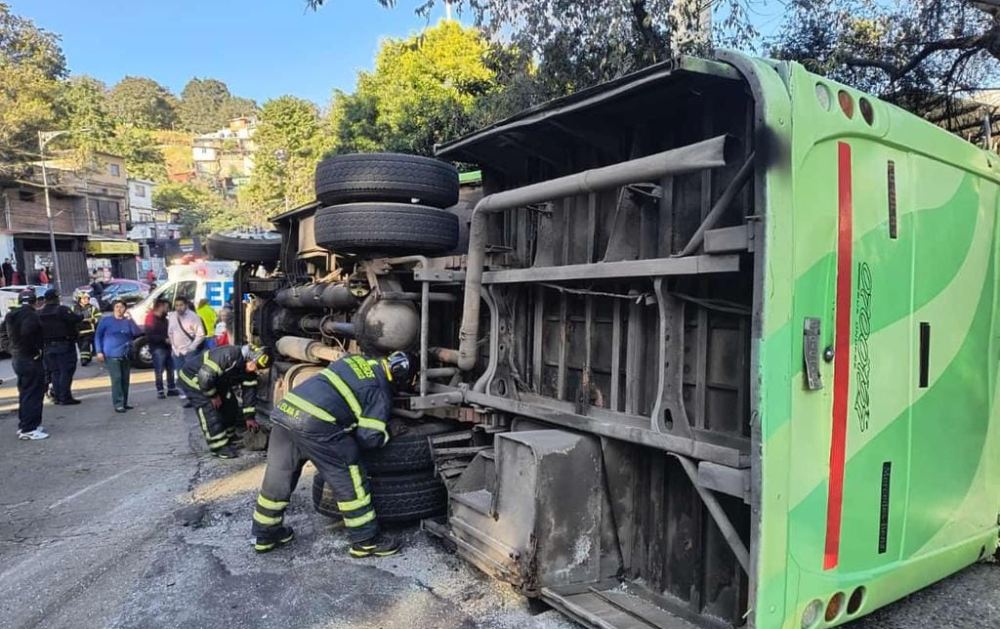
[254,525,295,554]
[349,533,400,558]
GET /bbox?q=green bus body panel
[740,51,1000,628]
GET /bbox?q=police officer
[73,290,100,366]
[251,352,410,558]
[39,289,83,405]
[179,343,268,459]
[7,290,47,440]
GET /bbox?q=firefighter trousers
[181,382,241,452]
[77,333,94,364]
[252,421,378,546]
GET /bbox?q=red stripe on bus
[824,141,853,571]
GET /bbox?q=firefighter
[8,289,46,440]
[39,289,83,405]
[251,352,410,558]
[73,290,100,366]
[179,343,269,459]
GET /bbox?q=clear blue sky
[9,0,452,107]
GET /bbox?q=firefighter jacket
[276,354,392,449]
[39,303,82,344]
[180,345,258,417]
[73,303,99,335]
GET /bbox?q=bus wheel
[315,152,459,209]
[314,203,459,255]
[206,230,282,263]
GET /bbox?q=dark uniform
[178,345,258,456]
[73,298,100,365]
[6,299,45,435]
[252,354,396,555]
[39,296,83,405]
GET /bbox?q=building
[192,116,257,196]
[0,151,138,290]
[126,178,183,273]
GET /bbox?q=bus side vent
[887,161,898,239]
[919,322,930,388]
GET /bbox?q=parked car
[76,279,150,311]
[0,285,51,355]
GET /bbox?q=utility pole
[38,128,90,296]
[445,1,452,20]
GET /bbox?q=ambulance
[129,258,237,367]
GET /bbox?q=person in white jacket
[168,297,206,407]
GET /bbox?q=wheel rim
[138,344,152,364]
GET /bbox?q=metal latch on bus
[803,317,823,390]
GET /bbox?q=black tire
[206,231,282,263]
[365,420,461,475]
[315,153,459,209]
[314,203,459,255]
[131,336,153,369]
[312,471,447,524]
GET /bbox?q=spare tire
[312,471,447,524]
[365,419,462,475]
[315,203,458,255]
[315,153,459,209]
[206,231,282,263]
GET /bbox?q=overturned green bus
[248,50,1000,628]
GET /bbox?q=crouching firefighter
[251,352,411,557]
[179,344,270,459]
[73,290,99,366]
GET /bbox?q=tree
[56,76,113,146]
[107,76,178,129]
[307,0,757,92]
[107,125,167,181]
[771,0,1000,120]
[241,95,335,215]
[329,21,528,154]
[0,2,66,172]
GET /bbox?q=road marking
[47,465,141,511]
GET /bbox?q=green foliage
[107,76,178,129]
[153,181,240,236]
[106,126,166,181]
[330,21,527,155]
[309,0,757,96]
[0,2,65,79]
[0,2,66,171]
[241,95,335,214]
[178,78,256,134]
[770,0,1000,116]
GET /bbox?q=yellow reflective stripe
[282,392,337,423]
[203,353,222,374]
[337,493,372,511]
[349,465,367,498]
[320,369,389,443]
[257,495,288,510]
[254,542,275,550]
[343,509,376,528]
[204,389,217,396]
[243,406,256,414]
[179,370,198,388]
[320,370,362,417]
[242,380,257,386]
[381,359,393,382]
[357,417,390,444]
[253,511,282,526]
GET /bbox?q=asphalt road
[0,360,996,629]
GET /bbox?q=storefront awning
[86,240,139,255]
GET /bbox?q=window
[176,281,197,304]
[109,163,120,177]
[135,184,146,197]
[18,190,36,202]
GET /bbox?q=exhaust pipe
[454,135,734,370]
[276,336,345,364]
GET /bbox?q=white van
[129,260,237,367]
